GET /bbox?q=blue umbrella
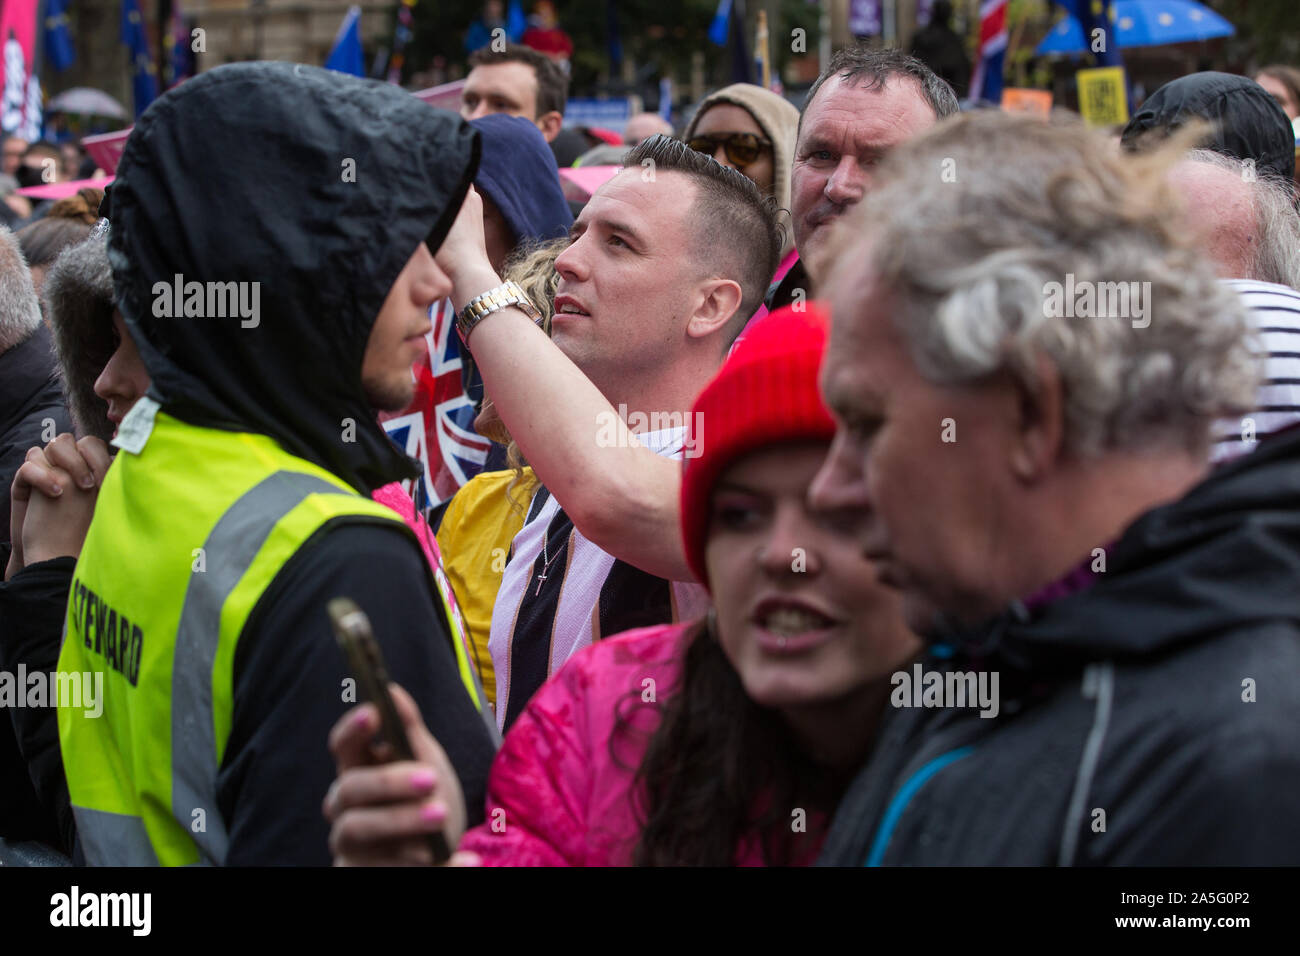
[1037,0,1234,55]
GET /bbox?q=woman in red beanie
[325,303,920,866]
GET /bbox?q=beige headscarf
[684,83,800,257]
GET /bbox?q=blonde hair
[476,236,566,513]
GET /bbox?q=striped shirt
[1212,280,1300,463]
[488,426,710,731]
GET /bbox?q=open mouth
[554,295,590,317]
[758,606,834,636]
[751,600,840,654]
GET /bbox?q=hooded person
[472,112,573,259]
[684,83,799,261]
[1,226,473,857]
[1122,71,1297,184]
[53,62,498,866]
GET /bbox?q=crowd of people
[1,38,1299,867]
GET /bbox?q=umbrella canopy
[557,164,620,203]
[410,79,466,112]
[15,174,114,200]
[1037,0,1234,55]
[46,87,128,119]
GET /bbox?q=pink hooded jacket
[372,482,442,566]
[459,622,825,866]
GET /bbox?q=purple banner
[849,0,881,37]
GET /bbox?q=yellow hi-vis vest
[57,405,493,865]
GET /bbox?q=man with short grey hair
[1168,148,1300,462]
[1170,148,1300,289]
[811,111,1300,865]
[768,46,959,312]
[0,225,71,571]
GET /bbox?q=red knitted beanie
[680,302,836,589]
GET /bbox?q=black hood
[106,62,480,494]
[1122,71,1296,183]
[965,427,1300,672]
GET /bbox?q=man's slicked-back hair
[468,43,569,118]
[624,134,782,339]
[800,45,959,136]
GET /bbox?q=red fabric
[585,126,622,146]
[741,248,801,332]
[680,302,836,588]
[522,26,573,60]
[458,622,826,865]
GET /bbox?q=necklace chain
[535,528,568,596]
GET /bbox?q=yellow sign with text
[1077,66,1129,127]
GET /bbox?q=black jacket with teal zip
[818,425,1300,866]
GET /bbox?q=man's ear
[536,111,564,143]
[1008,353,1065,483]
[686,278,744,340]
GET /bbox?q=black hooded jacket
[59,63,499,864]
[108,62,480,496]
[1122,71,1297,183]
[818,426,1300,865]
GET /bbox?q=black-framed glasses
[685,132,772,168]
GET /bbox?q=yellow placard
[1076,66,1129,127]
[1000,88,1054,117]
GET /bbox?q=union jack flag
[380,298,493,506]
[969,0,1008,104]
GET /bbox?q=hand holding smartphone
[328,597,453,865]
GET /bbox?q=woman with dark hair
[324,303,920,865]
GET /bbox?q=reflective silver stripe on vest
[172,471,350,865]
[73,805,160,866]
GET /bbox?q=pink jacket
[372,482,442,567]
[459,622,825,866]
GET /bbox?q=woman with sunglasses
[684,84,800,329]
[684,84,799,256]
[324,304,921,865]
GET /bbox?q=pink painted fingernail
[352,709,371,729]
[411,769,436,790]
[420,802,446,823]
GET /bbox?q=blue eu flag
[45,0,76,72]
[122,0,159,117]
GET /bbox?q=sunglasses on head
[685,132,772,168]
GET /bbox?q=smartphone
[328,597,452,864]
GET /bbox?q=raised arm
[434,188,691,582]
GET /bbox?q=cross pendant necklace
[535,532,567,596]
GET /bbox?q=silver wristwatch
[456,280,543,343]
